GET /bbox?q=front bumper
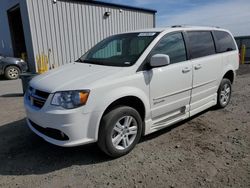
[24,94,99,147]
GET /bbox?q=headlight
[51,90,89,109]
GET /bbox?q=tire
[98,106,143,158]
[4,66,20,80]
[216,78,232,108]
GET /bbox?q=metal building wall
[26,0,155,70]
[0,0,35,71]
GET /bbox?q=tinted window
[151,33,187,64]
[214,31,236,52]
[187,31,216,59]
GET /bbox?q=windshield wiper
[75,58,84,63]
[76,59,113,66]
[82,59,103,65]
[75,58,102,65]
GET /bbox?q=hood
[30,63,122,93]
[0,57,24,63]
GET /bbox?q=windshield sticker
[124,62,131,65]
[138,32,156,37]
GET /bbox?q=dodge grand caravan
[24,26,239,157]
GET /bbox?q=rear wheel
[216,78,232,108]
[98,106,142,158]
[4,66,20,80]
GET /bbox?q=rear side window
[214,31,236,53]
[187,31,216,59]
[150,32,187,64]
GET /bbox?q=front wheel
[216,78,232,108]
[98,106,142,158]
[4,66,20,80]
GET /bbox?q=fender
[88,86,151,140]
[222,50,239,78]
[220,65,235,85]
[97,86,149,113]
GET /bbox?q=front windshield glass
[77,32,159,67]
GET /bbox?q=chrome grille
[27,87,50,109]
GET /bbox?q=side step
[151,107,187,131]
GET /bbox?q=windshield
[77,32,159,67]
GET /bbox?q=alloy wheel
[111,116,138,150]
[220,83,231,105]
[8,68,19,79]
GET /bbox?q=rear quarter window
[214,31,236,53]
[187,31,216,59]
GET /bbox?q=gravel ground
[0,65,249,188]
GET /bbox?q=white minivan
[24,26,239,157]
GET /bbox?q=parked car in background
[24,26,239,157]
[0,56,28,80]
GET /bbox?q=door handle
[182,67,191,73]
[194,64,202,70]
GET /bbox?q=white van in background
[24,26,239,157]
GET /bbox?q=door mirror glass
[150,54,170,67]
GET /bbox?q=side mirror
[150,54,170,68]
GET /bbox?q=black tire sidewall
[98,106,142,157]
[217,78,232,108]
[4,66,20,80]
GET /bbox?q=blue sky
[103,0,250,36]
